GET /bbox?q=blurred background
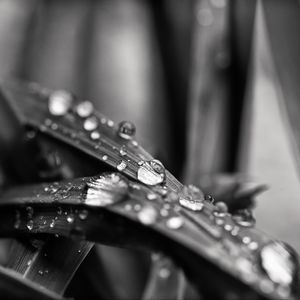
[0,0,300,298]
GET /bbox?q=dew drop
[166,216,183,230]
[48,90,73,116]
[76,101,94,118]
[90,131,100,140]
[83,116,98,131]
[67,215,75,223]
[27,220,34,231]
[260,242,297,288]
[159,268,170,279]
[147,193,158,201]
[179,197,203,211]
[233,209,256,227]
[117,160,127,171]
[107,120,114,127]
[137,160,165,186]
[119,146,127,156]
[214,201,228,217]
[137,206,157,225]
[118,121,136,139]
[50,219,55,228]
[102,155,108,161]
[38,270,44,276]
[79,209,88,220]
[85,173,128,207]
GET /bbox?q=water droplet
[248,241,258,251]
[102,155,108,161]
[224,224,233,231]
[242,236,251,244]
[166,216,183,230]
[137,206,157,225]
[159,268,171,279]
[100,117,107,124]
[160,209,169,217]
[76,101,94,118]
[26,206,34,218]
[214,201,228,217]
[83,116,98,131]
[27,220,34,231]
[79,209,88,220]
[147,193,158,201]
[48,90,73,116]
[260,242,297,288]
[124,204,132,211]
[57,207,63,215]
[233,209,256,227]
[14,210,21,229]
[107,120,114,127]
[118,121,136,139]
[38,270,44,276]
[27,260,32,266]
[119,146,127,156]
[85,173,128,206]
[90,131,100,140]
[131,140,138,147]
[117,160,127,171]
[204,194,214,203]
[179,197,204,211]
[137,160,165,186]
[50,220,55,228]
[67,215,75,223]
[134,204,142,211]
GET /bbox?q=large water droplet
[137,206,157,225]
[260,242,297,288]
[76,101,94,118]
[118,121,136,139]
[48,90,73,116]
[83,116,98,131]
[85,173,128,206]
[137,160,165,186]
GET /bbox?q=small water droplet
[76,101,94,118]
[179,197,204,211]
[57,207,63,215]
[224,224,233,231]
[118,121,136,139]
[107,120,114,127]
[242,236,251,244]
[27,220,34,231]
[117,160,127,171]
[166,216,183,230]
[83,116,98,131]
[26,206,34,218]
[147,193,158,201]
[134,204,142,211]
[159,268,170,279]
[50,219,55,228]
[27,260,32,266]
[214,201,228,217]
[79,209,88,220]
[67,215,75,223]
[124,204,132,211]
[248,241,258,251]
[100,117,107,124]
[51,123,58,130]
[102,155,108,161]
[137,160,165,186]
[38,270,44,276]
[48,90,73,116]
[137,206,157,225]
[119,146,127,156]
[160,209,169,217]
[90,131,100,140]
